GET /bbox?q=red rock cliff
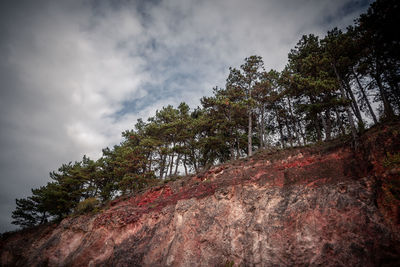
[1,122,400,266]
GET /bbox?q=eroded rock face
[1,123,400,266]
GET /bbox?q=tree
[240,56,265,156]
[319,30,359,142]
[288,35,340,142]
[14,0,397,228]
[356,0,400,118]
[11,196,47,227]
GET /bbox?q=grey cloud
[0,0,372,232]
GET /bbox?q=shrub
[74,197,99,215]
[383,152,400,168]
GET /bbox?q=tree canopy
[12,0,399,228]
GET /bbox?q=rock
[1,123,400,266]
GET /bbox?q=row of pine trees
[12,0,399,227]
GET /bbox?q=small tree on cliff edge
[240,55,264,156]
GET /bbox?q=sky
[0,0,373,233]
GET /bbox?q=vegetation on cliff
[2,121,399,266]
[12,0,400,228]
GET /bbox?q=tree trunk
[159,153,166,179]
[332,64,358,143]
[230,146,235,160]
[292,123,300,146]
[375,73,395,119]
[343,79,364,126]
[375,59,395,119]
[248,109,252,156]
[174,153,180,175]
[352,68,378,124]
[284,115,293,147]
[148,155,153,174]
[40,212,47,225]
[183,154,188,176]
[168,153,174,177]
[228,110,235,159]
[260,105,265,149]
[236,134,240,159]
[287,97,300,146]
[276,110,285,148]
[334,108,345,136]
[322,111,332,140]
[297,120,306,145]
[191,149,198,174]
[384,58,400,110]
[315,113,323,142]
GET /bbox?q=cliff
[1,122,400,266]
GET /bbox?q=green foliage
[12,0,399,228]
[74,197,100,215]
[162,174,181,184]
[11,197,43,228]
[383,152,400,168]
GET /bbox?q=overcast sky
[0,0,372,232]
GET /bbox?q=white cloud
[0,0,372,232]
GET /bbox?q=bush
[74,197,99,215]
[383,152,400,168]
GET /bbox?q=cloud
[0,0,372,232]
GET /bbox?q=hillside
[1,121,400,266]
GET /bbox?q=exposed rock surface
[1,122,400,266]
